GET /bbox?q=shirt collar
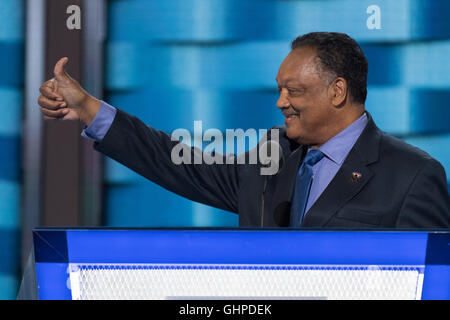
[314,112,368,165]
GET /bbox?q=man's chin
[285,127,313,146]
[285,127,302,144]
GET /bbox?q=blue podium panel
[33,229,450,300]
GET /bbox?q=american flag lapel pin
[351,171,362,182]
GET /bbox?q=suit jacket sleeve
[93,109,240,213]
[396,158,450,228]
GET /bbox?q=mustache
[281,108,300,117]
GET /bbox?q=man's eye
[277,87,301,95]
[289,88,305,96]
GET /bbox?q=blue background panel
[0,42,24,87]
[0,0,23,300]
[0,88,23,136]
[362,41,450,88]
[0,0,23,41]
[104,182,238,227]
[105,41,290,91]
[107,0,450,42]
[105,41,450,90]
[366,88,450,135]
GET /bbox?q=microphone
[259,136,285,227]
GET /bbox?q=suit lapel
[264,144,305,226]
[301,151,374,227]
[301,113,382,227]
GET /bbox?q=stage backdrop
[103,0,450,228]
[1,0,450,301]
[0,0,23,299]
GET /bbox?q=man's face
[276,47,335,147]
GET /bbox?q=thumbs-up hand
[38,57,100,125]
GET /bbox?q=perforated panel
[68,264,424,300]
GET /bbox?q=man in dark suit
[38,32,449,228]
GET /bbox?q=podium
[33,228,450,300]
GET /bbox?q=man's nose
[276,90,290,109]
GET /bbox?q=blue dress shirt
[81,102,368,213]
[303,113,368,213]
[81,101,117,142]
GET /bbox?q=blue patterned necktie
[289,149,325,227]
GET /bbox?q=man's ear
[328,77,347,107]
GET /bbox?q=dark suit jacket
[94,109,450,229]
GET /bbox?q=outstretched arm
[38,58,241,213]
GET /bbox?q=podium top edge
[32,226,450,233]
